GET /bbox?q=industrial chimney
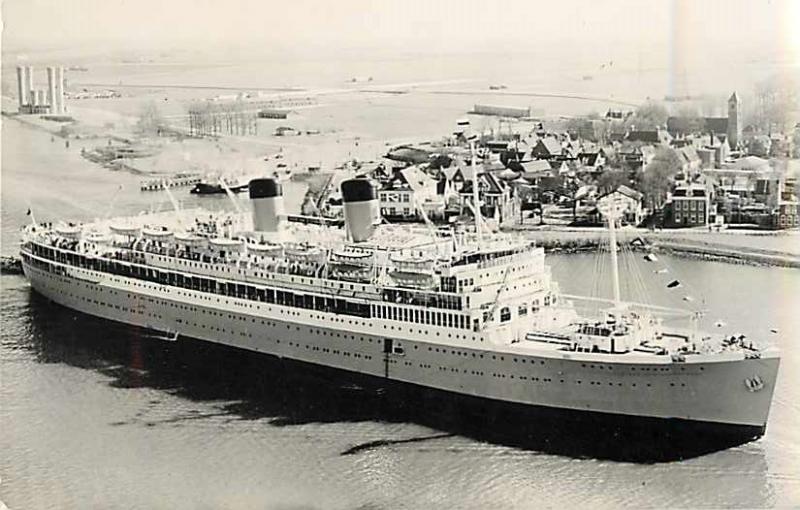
[249,178,284,232]
[55,66,65,114]
[341,178,379,242]
[47,67,56,114]
[25,66,34,103]
[16,66,28,108]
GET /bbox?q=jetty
[140,173,203,192]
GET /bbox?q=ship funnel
[249,178,284,232]
[341,178,379,242]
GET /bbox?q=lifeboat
[329,248,375,281]
[389,252,436,289]
[331,248,374,267]
[389,270,437,289]
[174,232,207,247]
[109,223,141,237]
[142,226,174,241]
[284,243,325,263]
[390,253,435,272]
[55,224,82,239]
[248,241,283,257]
[85,231,110,244]
[209,237,245,251]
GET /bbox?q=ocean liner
[19,166,780,448]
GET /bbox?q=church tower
[727,91,741,148]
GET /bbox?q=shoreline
[516,229,800,268]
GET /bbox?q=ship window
[500,307,511,322]
[518,304,528,316]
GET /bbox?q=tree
[635,147,681,210]
[596,168,630,194]
[628,100,669,130]
[137,101,166,136]
[752,75,799,134]
[793,128,800,158]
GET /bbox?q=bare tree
[137,101,166,136]
[628,101,669,130]
[635,147,681,210]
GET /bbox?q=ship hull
[23,288,767,462]
[21,254,780,457]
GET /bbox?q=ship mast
[599,198,624,310]
[607,212,622,309]
[469,140,483,247]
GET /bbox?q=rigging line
[623,234,651,308]
[590,232,601,301]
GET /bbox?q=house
[618,143,656,169]
[378,166,441,220]
[667,181,714,227]
[578,149,606,173]
[696,147,715,168]
[626,128,672,146]
[723,155,770,172]
[519,160,555,184]
[605,110,631,121]
[677,146,701,176]
[765,167,799,229]
[549,160,570,175]
[596,185,644,225]
[531,137,563,159]
[457,171,517,225]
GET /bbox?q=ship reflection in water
[1,260,794,508]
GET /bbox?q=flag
[643,253,658,262]
[667,280,681,289]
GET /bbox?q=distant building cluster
[16,65,66,115]
[364,90,799,231]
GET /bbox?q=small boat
[190,174,255,195]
